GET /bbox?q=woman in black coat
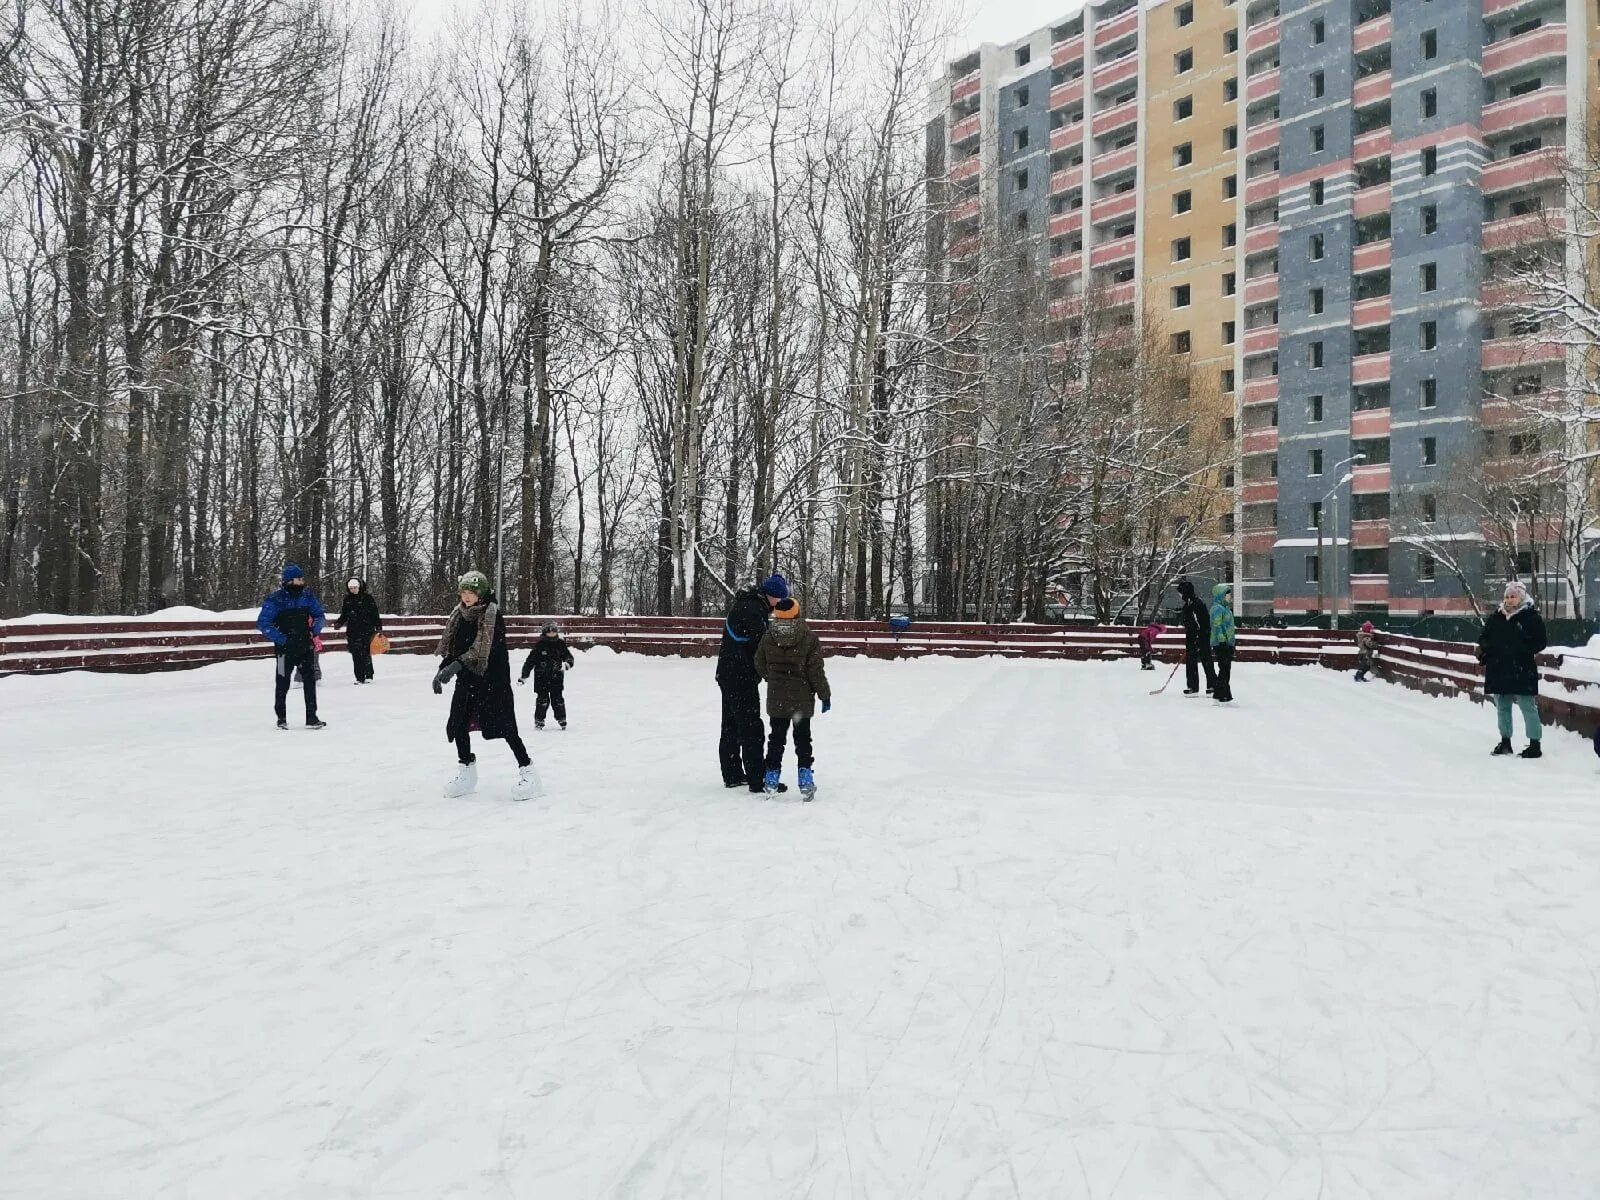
[432,570,541,800]
[333,577,383,683]
[1477,580,1547,758]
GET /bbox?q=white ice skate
[511,763,544,802]
[443,760,479,798]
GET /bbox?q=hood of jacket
[1211,583,1232,606]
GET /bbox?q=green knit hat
[457,569,490,594]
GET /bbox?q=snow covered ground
[4,652,1598,1198]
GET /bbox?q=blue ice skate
[762,768,781,796]
[798,767,816,802]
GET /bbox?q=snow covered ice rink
[5,651,1599,1199]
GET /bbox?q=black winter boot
[1491,738,1513,756]
[1520,741,1542,759]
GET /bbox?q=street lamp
[1315,453,1366,626]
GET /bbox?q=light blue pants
[1494,694,1542,741]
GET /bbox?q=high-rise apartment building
[930,0,1596,618]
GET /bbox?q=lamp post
[1317,453,1366,627]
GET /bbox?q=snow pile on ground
[4,655,1598,1197]
[1,604,263,626]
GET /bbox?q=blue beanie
[759,573,789,601]
[281,563,305,584]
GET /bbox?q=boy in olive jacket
[754,598,831,800]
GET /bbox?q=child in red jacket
[1137,622,1166,671]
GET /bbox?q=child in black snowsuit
[519,621,575,729]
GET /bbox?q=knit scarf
[435,601,498,675]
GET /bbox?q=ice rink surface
[4,650,1598,1198]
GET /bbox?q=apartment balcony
[1049,295,1083,322]
[1353,127,1391,162]
[950,113,980,146]
[949,155,982,184]
[1244,274,1279,305]
[1243,222,1279,256]
[1350,575,1389,603]
[1090,142,1139,180]
[1244,172,1280,206]
[1482,336,1564,370]
[1090,191,1138,226]
[1050,123,1085,152]
[1050,250,1084,278]
[1094,53,1139,92]
[1050,167,1084,194]
[1483,23,1568,77]
[1245,16,1282,55]
[1246,69,1281,105]
[1351,463,1391,494]
[1351,519,1390,550]
[950,232,980,259]
[1352,238,1392,274]
[950,196,980,225]
[1052,33,1086,68]
[1483,208,1566,251]
[1481,280,1530,311]
[1352,351,1391,385]
[1352,296,1391,328]
[1050,78,1085,109]
[1242,481,1279,505]
[1091,99,1139,139]
[1245,121,1280,156]
[1093,6,1139,49]
[1242,428,1278,456]
[1089,234,1137,268]
[1350,408,1391,439]
[1048,210,1084,238]
[1243,377,1280,405]
[951,72,981,104]
[1353,184,1390,220]
[1102,280,1136,307]
[1243,325,1279,358]
[1481,146,1564,195]
[1243,531,1277,555]
[1482,89,1566,138]
[1352,14,1392,54]
[1353,70,1392,109]
[1485,0,1548,14]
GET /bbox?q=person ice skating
[1209,583,1236,704]
[1175,580,1217,695]
[1137,621,1166,670]
[1354,621,1378,682]
[753,597,831,800]
[519,621,575,729]
[719,573,789,793]
[256,563,327,730]
[333,577,383,684]
[1477,581,1547,759]
[432,570,541,800]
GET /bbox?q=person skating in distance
[333,577,383,684]
[754,597,831,801]
[1174,579,1217,696]
[257,563,327,731]
[1209,583,1237,704]
[718,573,790,793]
[1478,580,1547,759]
[433,570,541,800]
[519,621,575,730]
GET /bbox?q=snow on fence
[3,615,1596,735]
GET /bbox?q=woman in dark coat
[333,577,383,683]
[1477,580,1547,758]
[432,570,541,799]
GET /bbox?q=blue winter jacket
[257,586,326,651]
[1209,584,1236,648]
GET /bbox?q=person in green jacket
[1209,582,1236,703]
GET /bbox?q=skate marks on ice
[2,654,1598,1197]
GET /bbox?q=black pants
[1214,643,1234,702]
[1185,641,1217,693]
[274,647,318,722]
[455,731,530,768]
[347,631,374,682]
[765,715,814,772]
[535,677,566,726]
[719,679,765,790]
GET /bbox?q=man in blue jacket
[718,573,788,792]
[257,564,327,730]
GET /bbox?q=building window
[1224,77,1238,101]
[1421,436,1437,466]
[1176,48,1194,74]
[1224,28,1239,53]
[1310,448,1324,476]
[1310,341,1324,369]
[1223,222,1237,246]
[1309,394,1324,422]
[1015,169,1029,191]
[1311,124,1325,153]
[1422,29,1437,60]
[1311,179,1325,205]
[1176,2,1194,27]
[1310,287,1324,314]
[1421,88,1437,119]
[1312,71,1325,99]
[1172,284,1192,308]
[1222,368,1235,392]
[1420,320,1438,350]
[1015,212,1028,230]
[1224,174,1238,198]
[1174,190,1193,214]
[1014,129,1030,152]
[1174,142,1194,168]
[1421,494,1437,523]
[1420,377,1437,408]
[1422,204,1438,235]
[1312,17,1325,44]
[1224,124,1239,150]
[1223,271,1237,295]
[1420,262,1437,292]
[1418,554,1436,582]
[1310,502,1324,529]
[1175,96,1194,121]
[1016,44,1032,67]
[1421,146,1437,176]
[1223,320,1236,344]
[1173,236,1192,261]
[1306,555,1320,583]
[1172,331,1192,353]
[1310,233,1325,261]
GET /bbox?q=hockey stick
[1149,661,1182,695]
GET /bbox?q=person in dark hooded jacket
[333,577,383,683]
[519,621,576,729]
[754,597,831,799]
[718,573,789,792]
[256,563,327,730]
[1477,580,1547,759]
[1174,579,1217,696]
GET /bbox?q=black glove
[517,674,527,686]
[432,661,462,694]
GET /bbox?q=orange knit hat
[773,598,801,619]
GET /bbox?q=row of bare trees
[0,0,1228,622]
